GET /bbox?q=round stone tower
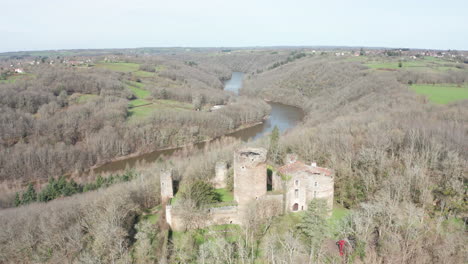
[234,147,267,205]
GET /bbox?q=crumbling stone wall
[167,205,239,231]
[212,161,228,188]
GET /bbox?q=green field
[128,85,151,99]
[128,99,151,107]
[134,70,154,77]
[125,81,153,107]
[410,84,468,104]
[96,62,140,72]
[127,100,193,122]
[360,56,464,72]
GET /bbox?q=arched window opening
[293,203,299,211]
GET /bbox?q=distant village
[1,48,467,80]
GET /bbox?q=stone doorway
[293,203,299,211]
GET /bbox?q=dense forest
[0,48,466,263]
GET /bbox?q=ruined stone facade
[165,149,334,230]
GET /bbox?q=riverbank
[0,73,305,209]
[0,118,267,208]
[89,118,266,175]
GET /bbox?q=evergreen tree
[359,48,365,56]
[21,184,37,205]
[269,126,280,163]
[180,180,220,207]
[62,179,81,196]
[95,175,105,188]
[297,199,329,260]
[14,192,21,206]
[38,177,61,202]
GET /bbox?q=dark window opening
[293,203,299,211]
[267,168,273,191]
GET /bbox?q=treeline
[267,51,307,70]
[167,50,292,75]
[397,68,468,85]
[15,170,137,206]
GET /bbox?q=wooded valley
[0,48,466,263]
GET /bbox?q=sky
[1,0,467,52]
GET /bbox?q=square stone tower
[160,169,174,203]
[234,147,267,205]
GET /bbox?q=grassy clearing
[127,100,192,122]
[328,204,349,238]
[125,80,153,107]
[214,188,234,202]
[96,62,140,72]
[128,99,151,107]
[134,71,154,78]
[127,104,165,121]
[410,84,468,104]
[141,213,159,224]
[125,80,150,99]
[129,86,151,99]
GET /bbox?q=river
[93,72,303,174]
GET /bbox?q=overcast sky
[1,0,467,52]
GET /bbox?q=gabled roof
[277,161,332,177]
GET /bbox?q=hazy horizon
[1,0,467,53]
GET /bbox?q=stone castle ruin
[163,147,334,231]
[234,148,268,205]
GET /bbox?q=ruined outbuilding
[163,148,334,231]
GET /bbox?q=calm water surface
[94,72,303,174]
